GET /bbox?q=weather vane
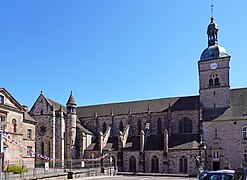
[211,4,214,17]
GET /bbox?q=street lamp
[0,121,9,180]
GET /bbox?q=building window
[157,118,162,134]
[179,117,192,133]
[151,156,159,173]
[244,149,247,162]
[102,122,106,134]
[41,142,44,156]
[209,74,220,87]
[27,129,32,139]
[243,127,247,139]
[12,119,17,133]
[213,128,218,139]
[40,110,43,115]
[138,119,142,135]
[129,156,136,172]
[215,77,220,85]
[209,78,214,86]
[0,95,4,104]
[179,156,187,173]
[119,121,124,133]
[212,150,220,161]
[0,115,6,131]
[27,146,32,157]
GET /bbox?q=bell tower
[198,16,230,109]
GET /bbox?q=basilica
[29,16,247,174]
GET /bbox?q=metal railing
[2,159,115,179]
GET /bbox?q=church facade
[29,16,246,174]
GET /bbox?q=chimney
[22,105,28,112]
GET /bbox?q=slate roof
[77,96,199,118]
[204,88,247,121]
[145,135,164,150]
[23,112,37,123]
[66,93,76,105]
[123,136,140,151]
[169,134,200,150]
[76,123,93,135]
[47,98,66,112]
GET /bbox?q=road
[77,175,197,180]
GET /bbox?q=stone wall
[171,110,199,134]
[203,118,247,170]
[169,149,199,174]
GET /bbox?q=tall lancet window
[119,121,124,132]
[157,118,162,134]
[138,119,142,135]
[102,122,107,134]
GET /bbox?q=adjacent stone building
[0,88,36,168]
[29,15,247,174]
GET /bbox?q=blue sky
[1,1,247,108]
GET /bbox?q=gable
[29,93,53,115]
[0,88,23,111]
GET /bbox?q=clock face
[38,124,46,136]
[210,62,217,70]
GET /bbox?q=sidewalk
[75,175,121,179]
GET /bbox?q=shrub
[7,165,28,174]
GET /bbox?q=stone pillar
[51,110,56,167]
[60,108,65,166]
[99,132,103,154]
[140,130,145,152]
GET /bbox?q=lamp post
[199,140,206,170]
[0,121,9,180]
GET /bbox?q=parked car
[199,170,234,180]
[198,170,210,180]
[233,168,247,180]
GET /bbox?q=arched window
[119,121,124,133]
[209,74,220,87]
[40,109,43,115]
[157,118,162,134]
[151,156,159,173]
[179,117,192,133]
[209,78,214,86]
[129,156,136,172]
[102,122,107,134]
[12,119,17,133]
[179,156,187,173]
[138,119,142,135]
[244,149,247,162]
[215,77,220,85]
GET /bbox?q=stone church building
[29,16,247,174]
